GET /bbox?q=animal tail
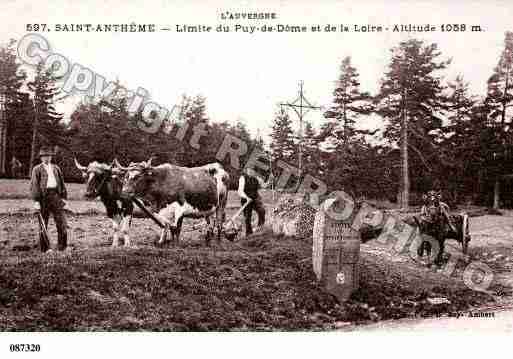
[209,163,229,206]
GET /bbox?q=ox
[119,159,229,245]
[74,159,134,247]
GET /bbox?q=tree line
[1,33,512,208]
[270,33,513,208]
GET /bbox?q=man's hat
[39,146,56,157]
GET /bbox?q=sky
[1,0,512,140]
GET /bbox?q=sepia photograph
[1,0,512,356]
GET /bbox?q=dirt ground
[0,192,512,330]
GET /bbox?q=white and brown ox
[120,159,229,245]
[74,159,134,247]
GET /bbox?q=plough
[131,197,253,241]
[222,199,252,241]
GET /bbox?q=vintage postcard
[0,0,512,357]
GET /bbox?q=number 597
[26,24,48,32]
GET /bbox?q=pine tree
[375,39,451,208]
[302,120,321,176]
[486,31,513,131]
[0,39,27,175]
[484,32,513,207]
[323,56,373,149]
[469,100,501,206]
[27,61,66,174]
[320,56,375,193]
[440,75,477,201]
[0,39,26,106]
[253,128,265,151]
[270,108,295,167]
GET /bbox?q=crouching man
[30,147,69,252]
[238,167,266,236]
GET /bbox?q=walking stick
[36,210,50,251]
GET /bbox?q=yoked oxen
[119,159,229,245]
[74,159,135,247]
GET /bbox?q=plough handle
[226,198,253,226]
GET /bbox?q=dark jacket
[243,174,260,200]
[30,163,68,201]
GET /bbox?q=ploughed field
[0,179,511,330]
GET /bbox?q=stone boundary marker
[313,196,361,302]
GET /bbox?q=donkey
[414,190,470,265]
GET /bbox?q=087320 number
[9,344,40,352]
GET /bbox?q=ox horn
[112,158,129,171]
[74,157,87,172]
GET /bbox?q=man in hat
[420,190,456,233]
[237,167,266,236]
[30,146,69,252]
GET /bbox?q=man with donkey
[415,189,470,266]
